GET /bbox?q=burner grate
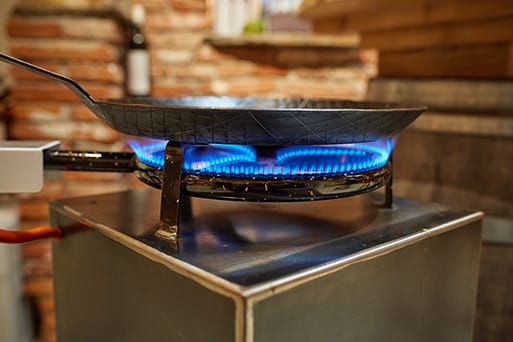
[129,139,393,178]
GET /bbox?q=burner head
[128,139,393,178]
[128,139,393,201]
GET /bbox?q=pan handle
[0,53,97,111]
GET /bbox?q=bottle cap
[131,4,146,25]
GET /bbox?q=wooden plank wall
[301,1,513,341]
[303,0,513,78]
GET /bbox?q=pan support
[155,141,183,242]
[384,153,393,209]
[155,142,394,241]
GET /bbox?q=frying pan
[0,53,426,145]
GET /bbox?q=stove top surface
[49,190,481,291]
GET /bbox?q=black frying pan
[0,53,426,145]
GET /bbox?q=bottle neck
[129,23,147,49]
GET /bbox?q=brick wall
[139,0,375,100]
[5,4,132,341]
[2,0,376,341]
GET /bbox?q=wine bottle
[126,4,150,97]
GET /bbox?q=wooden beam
[361,17,513,51]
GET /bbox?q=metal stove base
[49,189,482,342]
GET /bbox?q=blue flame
[129,138,394,178]
[128,139,167,169]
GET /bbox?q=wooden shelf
[205,33,359,49]
[204,33,362,67]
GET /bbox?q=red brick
[147,32,204,49]
[10,102,70,121]
[35,296,56,342]
[195,44,235,62]
[171,0,207,12]
[146,12,211,31]
[71,105,100,121]
[217,61,256,77]
[290,67,330,79]
[68,63,124,84]
[72,121,122,142]
[20,219,50,231]
[17,0,104,10]
[329,67,371,81]
[10,63,64,81]
[10,39,121,62]
[174,64,217,80]
[7,16,123,43]
[363,64,378,77]
[20,198,50,220]
[10,61,123,84]
[10,121,120,143]
[151,64,175,79]
[71,140,126,152]
[10,82,122,102]
[151,49,194,65]
[37,297,55,314]
[152,83,197,97]
[60,17,123,43]
[7,17,61,39]
[40,314,56,337]
[22,240,51,258]
[131,0,169,10]
[253,64,288,76]
[276,80,365,100]
[11,83,77,102]
[25,278,54,296]
[359,49,378,65]
[8,16,122,43]
[206,78,276,96]
[24,259,53,277]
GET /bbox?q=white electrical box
[0,141,60,193]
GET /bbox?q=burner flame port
[128,138,394,179]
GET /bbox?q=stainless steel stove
[49,189,482,342]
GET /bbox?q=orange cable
[0,226,62,243]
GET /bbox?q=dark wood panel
[393,130,513,217]
[311,0,513,33]
[474,244,513,342]
[367,78,513,113]
[378,44,513,78]
[300,0,442,20]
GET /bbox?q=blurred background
[0,0,512,341]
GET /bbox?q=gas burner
[125,140,395,237]
[129,139,393,178]
[130,139,392,204]
[129,139,392,203]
